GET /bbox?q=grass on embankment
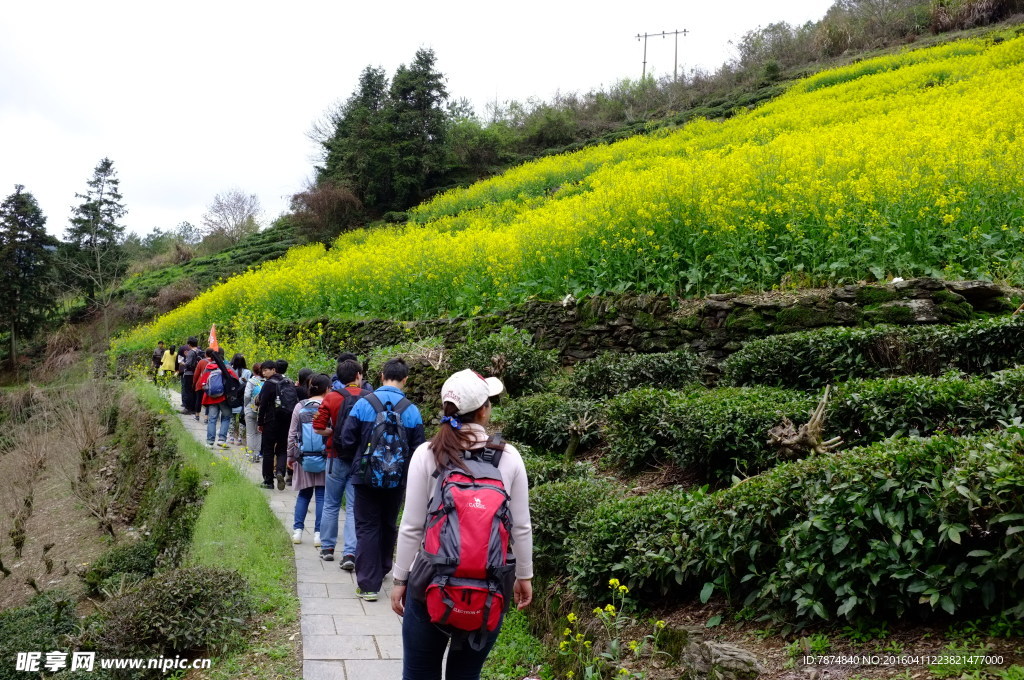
[129,382,300,679]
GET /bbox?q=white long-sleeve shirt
[393,423,534,581]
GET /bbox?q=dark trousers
[401,596,500,680]
[354,485,403,593]
[181,373,196,412]
[260,425,288,484]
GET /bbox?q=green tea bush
[602,386,814,477]
[689,433,1024,622]
[571,349,704,398]
[92,567,253,656]
[830,368,1024,445]
[566,488,703,601]
[520,446,596,486]
[565,433,1024,624]
[0,592,78,680]
[449,326,558,396]
[84,539,159,595]
[722,315,1024,389]
[502,393,602,454]
[368,336,448,414]
[531,477,620,575]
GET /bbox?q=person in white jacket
[390,369,533,680]
[242,363,264,462]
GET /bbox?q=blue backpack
[359,394,412,488]
[298,400,327,474]
[206,369,225,398]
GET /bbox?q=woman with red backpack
[390,369,533,679]
[197,348,238,448]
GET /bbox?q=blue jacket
[340,385,425,486]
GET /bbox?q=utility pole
[636,29,689,81]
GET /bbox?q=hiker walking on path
[197,348,238,448]
[243,362,264,461]
[340,358,425,602]
[180,337,201,415]
[258,359,298,490]
[312,358,369,569]
[158,344,176,386]
[229,353,251,446]
[390,369,534,679]
[288,373,330,546]
[151,341,165,383]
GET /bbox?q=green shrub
[689,433,1024,623]
[84,539,159,595]
[531,477,619,575]
[830,368,1024,445]
[565,433,1024,625]
[502,393,602,455]
[92,567,253,657]
[571,349,704,398]
[722,315,1024,388]
[449,326,558,396]
[566,488,702,601]
[368,336,448,415]
[602,386,814,478]
[0,592,78,680]
[482,609,546,680]
[520,446,596,486]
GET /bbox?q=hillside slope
[114,29,1024,357]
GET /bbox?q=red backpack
[411,435,515,649]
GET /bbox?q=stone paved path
[170,396,403,679]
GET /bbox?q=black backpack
[358,393,413,488]
[331,387,371,460]
[184,348,202,373]
[274,376,299,419]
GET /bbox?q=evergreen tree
[63,157,128,302]
[0,185,58,372]
[387,48,450,208]
[319,50,451,212]
[320,66,394,208]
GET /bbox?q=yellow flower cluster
[114,31,1024,361]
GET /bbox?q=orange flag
[208,324,220,352]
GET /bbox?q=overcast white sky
[0,0,833,239]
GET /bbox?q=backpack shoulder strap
[481,433,505,467]
[365,392,385,413]
[393,397,412,415]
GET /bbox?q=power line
[635,29,689,81]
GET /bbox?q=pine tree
[63,157,128,303]
[0,185,58,373]
[320,66,394,208]
[387,48,450,208]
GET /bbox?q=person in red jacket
[197,349,237,447]
[192,351,211,420]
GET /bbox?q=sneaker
[355,588,378,602]
[276,473,285,490]
[320,548,334,561]
[194,414,200,421]
[313,532,321,547]
[340,554,355,571]
[292,529,302,544]
[217,441,229,449]
[207,441,216,448]
[285,473,293,485]
[260,481,274,489]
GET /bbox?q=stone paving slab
[343,659,403,679]
[165,390,405,679]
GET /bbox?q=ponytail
[430,401,489,471]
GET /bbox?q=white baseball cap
[441,369,505,415]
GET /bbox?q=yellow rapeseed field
[115,31,1024,359]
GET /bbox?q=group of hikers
[154,336,534,678]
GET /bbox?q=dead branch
[768,385,843,458]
